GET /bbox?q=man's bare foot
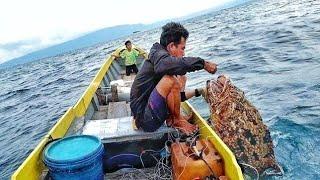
[166,116,174,126]
[172,117,198,135]
[167,114,193,127]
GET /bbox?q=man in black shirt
[130,22,217,135]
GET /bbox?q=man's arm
[152,51,205,76]
[120,51,126,59]
[111,54,119,59]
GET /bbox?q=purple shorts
[139,89,169,132]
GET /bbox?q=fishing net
[206,75,282,175]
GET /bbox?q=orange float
[171,139,228,180]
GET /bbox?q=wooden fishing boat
[11,45,243,180]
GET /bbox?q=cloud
[0,36,72,63]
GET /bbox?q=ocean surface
[1,0,319,179]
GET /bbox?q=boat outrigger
[12,45,243,180]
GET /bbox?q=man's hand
[111,54,119,59]
[204,61,217,74]
[176,75,187,91]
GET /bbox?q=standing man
[120,40,139,76]
[130,22,217,135]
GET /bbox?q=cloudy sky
[0,0,233,63]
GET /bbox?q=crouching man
[130,22,217,135]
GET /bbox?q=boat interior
[45,52,230,179]
[60,53,179,179]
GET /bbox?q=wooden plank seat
[82,116,176,144]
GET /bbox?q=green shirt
[120,49,139,66]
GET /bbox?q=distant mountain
[0,23,159,69]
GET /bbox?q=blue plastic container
[43,135,104,180]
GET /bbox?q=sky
[0,0,233,63]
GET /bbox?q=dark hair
[125,40,131,46]
[160,22,189,47]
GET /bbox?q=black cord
[199,150,218,180]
